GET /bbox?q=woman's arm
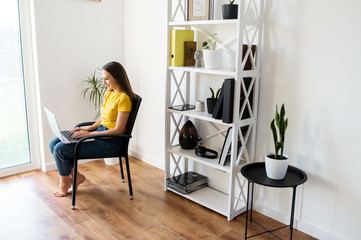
[69,119,101,134]
[71,112,130,139]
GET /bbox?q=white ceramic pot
[104,157,119,165]
[265,154,289,180]
[203,49,222,69]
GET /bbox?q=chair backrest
[125,94,142,135]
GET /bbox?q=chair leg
[124,155,133,200]
[71,160,78,210]
[119,157,125,183]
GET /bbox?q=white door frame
[0,0,44,178]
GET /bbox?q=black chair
[71,94,142,209]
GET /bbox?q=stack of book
[168,171,208,194]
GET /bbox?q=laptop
[44,107,86,144]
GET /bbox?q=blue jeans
[49,125,123,176]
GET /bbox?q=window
[0,0,41,177]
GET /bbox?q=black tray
[241,162,307,188]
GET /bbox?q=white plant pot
[265,154,289,180]
[203,49,222,69]
[104,157,119,165]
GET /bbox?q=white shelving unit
[165,0,264,220]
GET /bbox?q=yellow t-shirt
[100,91,132,129]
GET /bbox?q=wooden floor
[0,157,317,240]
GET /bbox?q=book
[170,29,194,67]
[168,182,208,194]
[168,179,208,191]
[219,127,232,165]
[219,127,245,166]
[222,78,235,123]
[168,171,208,191]
[242,45,257,70]
[240,77,253,119]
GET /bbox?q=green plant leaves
[81,69,106,120]
[209,87,221,99]
[210,87,215,98]
[270,103,288,159]
[202,33,217,50]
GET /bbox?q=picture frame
[188,0,210,21]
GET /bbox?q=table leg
[290,186,297,240]
[245,180,251,240]
[250,182,254,222]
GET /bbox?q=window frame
[0,0,43,178]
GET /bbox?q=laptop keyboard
[61,131,78,142]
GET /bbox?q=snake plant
[270,104,288,159]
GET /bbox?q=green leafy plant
[81,69,107,120]
[210,87,221,100]
[202,33,218,50]
[229,0,235,4]
[270,104,288,159]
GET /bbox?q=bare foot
[53,176,72,197]
[67,173,86,194]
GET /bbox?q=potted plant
[265,103,289,180]
[81,69,107,120]
[207,87,221,114]
[81,69,118,165]
[202,33,222,69]
[222,0,238,19]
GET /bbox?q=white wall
[33,0,124,170]
[123,0,361,239]
[256,0,361,239]
[123,0,167,169]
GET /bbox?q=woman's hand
[69,127,92,139]
[71,130,93,139]
[69,127,83,134]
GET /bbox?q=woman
[49,61,135,197]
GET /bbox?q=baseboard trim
[129,149,163,170]
[43,159,99,172]
[254,202,345,240]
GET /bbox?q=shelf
[168,145,230,172]
[166,0,264,221]
[168,108,232,126]
[169,66,260,78]
[169,66,236,77]
[169,19,261,27]
[168,108,257,127]
[169,19,238,26]
[167,186,247,217]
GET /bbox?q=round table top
[241,162,307,188]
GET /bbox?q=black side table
[241,162,307,240]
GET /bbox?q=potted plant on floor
[265,103,289,180]
[206,87,221,114]
[202,33,222,69]
[222,0,238,19]
[81,69,118,165]
[81,69,106,120]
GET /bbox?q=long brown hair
[102,61,135,101]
